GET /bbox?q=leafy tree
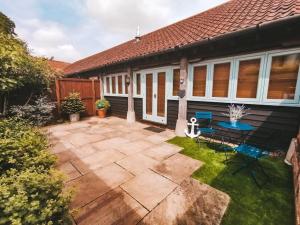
[0,12,57,116]
[0,11,15,35]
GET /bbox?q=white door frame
[141,66,171,124]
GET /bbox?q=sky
[0,0,228,63]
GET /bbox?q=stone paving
[45,116,230,225]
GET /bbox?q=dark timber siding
[187,101,300,150]
[134,98,143,120]
[105,96,127,118]
[167,100,178,129]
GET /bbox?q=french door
[142,71,167,124]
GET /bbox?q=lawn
[168,137,294,225]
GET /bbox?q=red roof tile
[48,60,71,73]
[64,0,300,75]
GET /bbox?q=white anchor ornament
[184,117,201,139]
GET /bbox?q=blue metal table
[217,121,269,187]
[217,121,255,145]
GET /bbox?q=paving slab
[66,133,93,147]
[116,153,159,175]
[51,141,74,154]
[153,153,203,184]
[58,162,81,182]
[69,144,98,159]
[142,143,182,161]
[146,134,169,144]
[72,149,126,173]
[93,163,134,189]
[73,188,148,225]
[55,151,78,166]
[67,172,119,209]
[121,170,178,211]
[117,140,153,155]
[139,178,230,225]
[92,137,130,151]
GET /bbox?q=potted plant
[95,98,110,118]
[222,104,249,127]
[61,92,86,122]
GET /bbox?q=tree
[0,12,57,115]
[0,11,15,35]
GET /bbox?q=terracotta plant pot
[97,109,107,118]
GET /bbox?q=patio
[46,116,230,225]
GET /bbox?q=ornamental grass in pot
[61,92,86,122]
[95,98,110,118]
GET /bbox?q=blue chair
[195,112,216,148]
[233,144,270,188]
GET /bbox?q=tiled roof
[64,0,300,75]
[48,59,70,72]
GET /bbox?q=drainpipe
[175,57,188,136]
[127,67,136,123]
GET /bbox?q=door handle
[154,94,156,98]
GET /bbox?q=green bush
[0,119,72,225]
[61,92,85,115]
[95,98,110,110]
[0,118,55,173]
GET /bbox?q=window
[212,62,231,98]
[136,73,141,95]
[237,59,261,98]
[193,65,207,97]
[105,77,110,94]
[111,76,116,94]
[118,75,123,94]
[267,53,300,100]
[173,69,180,96]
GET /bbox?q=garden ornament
[185,117,201,139]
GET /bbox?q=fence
[292,132,300,225]
[55,78,101,116]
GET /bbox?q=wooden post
[55,79,61,112]
[99,75,104,99]
[127,67,136,123]
[91,79,96,115]
[175,57,188,136]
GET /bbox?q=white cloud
[0,0,228,62]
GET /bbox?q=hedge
[0,118,71,225]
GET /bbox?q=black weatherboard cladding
[187,101,300,150]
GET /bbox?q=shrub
[0,118,72,225]
[9,96,56,126]
[61,92,85,115]
[95,98,110,110]
[0,169,72,225]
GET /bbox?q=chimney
[135,25,141,42]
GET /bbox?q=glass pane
[193,65,207,96]
[106,77,110,93]
[146,74,152,115]
[173,69,180,96]
[157,72,166,117]
[237,59,260,98]
[268,53,300,99]
[118,75,123,94]
[136,73,141,95]
[212,62,230,97]
[111,76,116,94]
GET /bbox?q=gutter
[66,14,300,77]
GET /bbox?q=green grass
[168,137,294,225]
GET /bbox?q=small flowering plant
[223,104,250,126]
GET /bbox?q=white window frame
[133,72,142,98]
[262,49,300,104]
[169,66,180,100]
[188,62,210,100]
[210,58,235,101]
[232,53,266,103]
[103,73,128,97]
